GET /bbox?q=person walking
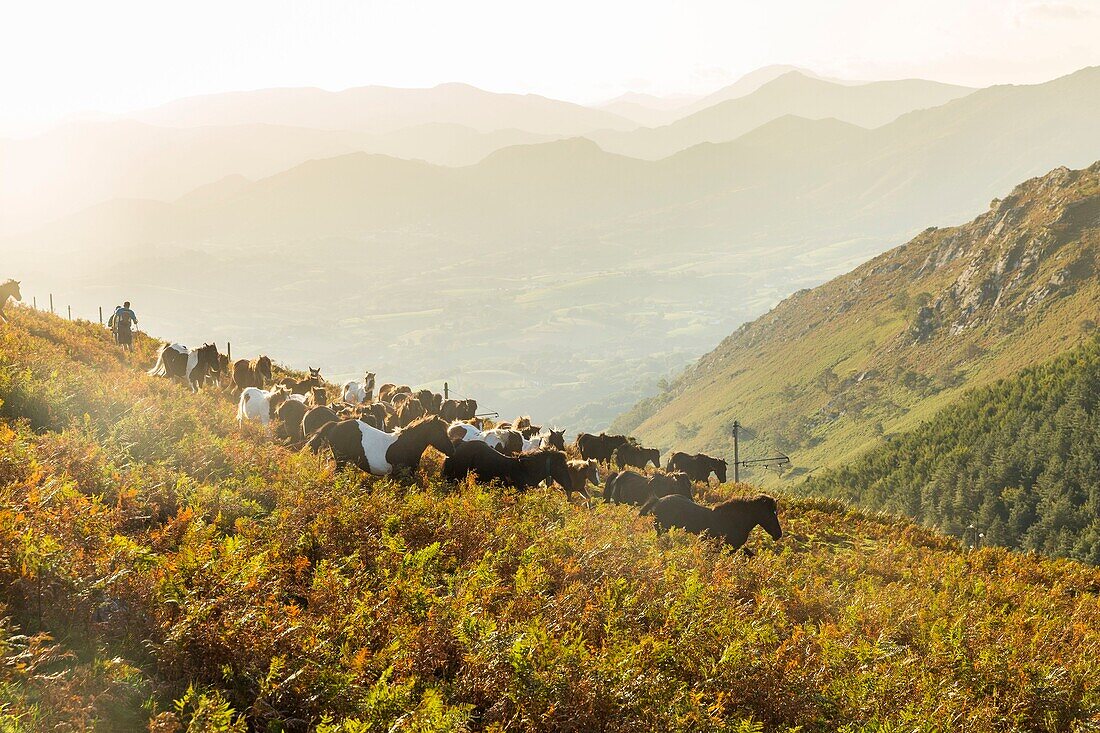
[112,301,138,352]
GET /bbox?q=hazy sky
[3,0,1098,134]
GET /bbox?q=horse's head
[546,429,566,451]
[586,459,600,486]
[644,448,661,467]
[753,495,783,540]
[712,458,728,483]
[258,356,273,381]
[8,280,21,301]
[542,451,572,490]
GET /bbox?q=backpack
[107,313,117,329]
[116,309,134,328]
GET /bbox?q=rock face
[614,162,1100,480]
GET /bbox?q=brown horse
[604,470,691,506]
[613,443,661,470]
[0,280,21,323]
[641,494,782,553]
[232,356,272,392]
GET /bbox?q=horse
[641,494,782,553]
[306,415,454,476]
[566,459,600,505]
[448,421,483,444]
[232,356,273,393]
[613,443,661,470]
[342,372,376,404]
[414,389,443,415]
[148,342,221,392]
[544,429,566,451]
[236,387,290,434]
[275,397,308,443]
[288,367,323,395]
[443,441,574,496]
[306,386,328,407]
[303,405,339,439]
[0,280,21,323]
[395,396,427,428]
[514,416,543,439]
[575,433,629,462]
[443,399,477,420]
[480,428,524,455]
[378,383,411,404]
[666,452,729,483]
[604,470,692,506]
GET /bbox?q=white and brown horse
[148,342,221,392]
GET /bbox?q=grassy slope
[0,307,1098,731]
[616,162,1100,486]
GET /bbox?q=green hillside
[802,336,1100,564]
[0,307,1099,730]
[615,161,1100,485]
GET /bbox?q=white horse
[237,387,277,433]
[521,433,550,452]
[341,372,376,404]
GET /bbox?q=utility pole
[732,420,740,483]
[730,419,790,482]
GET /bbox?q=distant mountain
[131,82,636,135]
[5,69,1097,430]
[614,162,1100,484]
[591,71,976,159]
[0,119,555,233]
[598,92,704,127]
[803,336,1100,564]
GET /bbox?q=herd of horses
[145,341,783,552]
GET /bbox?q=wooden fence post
[99,307,103,325]
[32,297,36,310]
[444,382,449,399]
[49,294,53,314]
[226,342,231,361]
[67,305,71,321]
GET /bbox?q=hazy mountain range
[2,65,1097,428]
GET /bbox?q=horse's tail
[639,494,660,516]
[146,345,168,376]
[236,389,251,423]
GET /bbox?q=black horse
[666,452,728,483]
[443,441,574,495]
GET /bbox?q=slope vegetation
[616,162,1100,485]
[803,336,1100,564]
[0,308,1098,731]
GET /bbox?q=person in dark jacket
[112,301,138,351]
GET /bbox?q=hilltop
[0,306,1098,730]
[615,161,1100,483]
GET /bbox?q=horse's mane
[714,494,776,515]
[402,414,446,432]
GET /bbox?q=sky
[2,0,1099,134]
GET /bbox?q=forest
[804,335,1100,564]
